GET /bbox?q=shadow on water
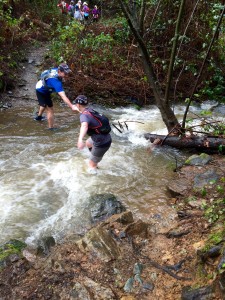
[0,103,189,246]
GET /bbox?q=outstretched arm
[77,122,88,150]
[58,91,77,111]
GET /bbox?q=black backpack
[83,110,111,135]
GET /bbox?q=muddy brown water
[0,44,193,246]
[0,101,190,246]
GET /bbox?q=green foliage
[184,64,198,76]
[203,197,225,223]
[202,230,224,252]
[200,119,225,137]
[200,63,225,100]
[81,32,115,51]
[185,196,197,203]
[208,231,224,245]
[218,145,225,153]
[50,21,83,62]
[80,17,129,65]
[29,0,59,21]
[201,187,207,197]
[217,185,224,194]
[199,110,212,116]
[111,17,130,44]
[197,175,225,224]
[80,31,118,65]
[50,16,130,66]
[0,239,26,267]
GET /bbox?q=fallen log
[144,133,225,153]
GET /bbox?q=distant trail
[2,42,49,109]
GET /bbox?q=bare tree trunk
[139,0,146,35]
[118,0,179,132]
[164,0,185,105]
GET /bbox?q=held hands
[72,105,79,112]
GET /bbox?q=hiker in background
[68,0,75,17]
[57,0,69,14]
[74,0,83,21]
[35,63,77,130]
[82,2,89,22]
[73,95,112,174]
[92,5,100,22]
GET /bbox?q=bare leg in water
[86,139,98,169]
[37,106,45,117]
[46,106,54,129]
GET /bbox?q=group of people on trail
[57,0,100,22]
[35,63,111,175]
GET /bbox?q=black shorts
[36,90,53,108]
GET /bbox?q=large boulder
[167,179,191,196]
[76,225,121,262]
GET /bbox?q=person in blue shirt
[35,63,77,129]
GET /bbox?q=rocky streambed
[0,153,225,300]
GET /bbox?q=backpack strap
[42,69,60,89]
[83,110,102,133]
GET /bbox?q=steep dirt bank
[0,42,49,110]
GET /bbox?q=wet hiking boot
[34,115,45,121]
[48,127,58,131]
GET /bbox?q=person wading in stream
[35,63,77,130]
[73,95,112,174]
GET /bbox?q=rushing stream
[0,103,196,246]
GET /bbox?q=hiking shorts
[87,137,111,163]
[36,91,53,108]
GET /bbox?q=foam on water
[0,104,191,246]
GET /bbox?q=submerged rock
[88,193,126,223]
[36,236,55,256]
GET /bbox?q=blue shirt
[36,69,64,94]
